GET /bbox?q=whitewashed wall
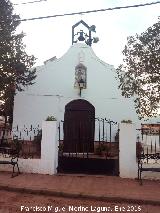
[13,43,139,130]
[119,123,137,178]
[1,120,159,180]
[0,121,58,175]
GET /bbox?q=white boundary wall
[0,121,58,175]
[119,123,137,178]
[0,120,139,178]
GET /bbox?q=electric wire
[13,0,47,5]
[17,1,160,21]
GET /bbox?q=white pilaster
[41,120,58,174]
[119,123,137,178]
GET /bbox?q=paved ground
[0,172,159,206]
[0,190,160,213]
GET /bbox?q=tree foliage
[117,18,160,119]
[0,0,36,123]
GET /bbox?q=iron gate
[57,99,119,175]
[58,118,119,175]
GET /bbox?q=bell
[78,31,85,41]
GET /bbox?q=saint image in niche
[74,63,87,89]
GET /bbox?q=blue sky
[11,0,160,68]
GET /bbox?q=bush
[45,116,57,121]
[121,119,132,124]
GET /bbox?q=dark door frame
[63,99,95,153]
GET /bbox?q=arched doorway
[63,99,95,153]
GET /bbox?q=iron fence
[0,127,12,144]
[0,125,41,159]
[137,125,160,164]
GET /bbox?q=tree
[117,18,160,119]
[0,0,36,125]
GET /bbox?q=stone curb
[0,184,160,206]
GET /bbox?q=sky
[11,0,160,68]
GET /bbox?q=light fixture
[78,78,85,96]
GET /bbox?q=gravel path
[0,190,159,213]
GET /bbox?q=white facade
[13,43,139,129]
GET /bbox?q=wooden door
[63,99,95,153]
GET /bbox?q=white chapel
[13,20,139,129]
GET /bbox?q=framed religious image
[74,63,87,89]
